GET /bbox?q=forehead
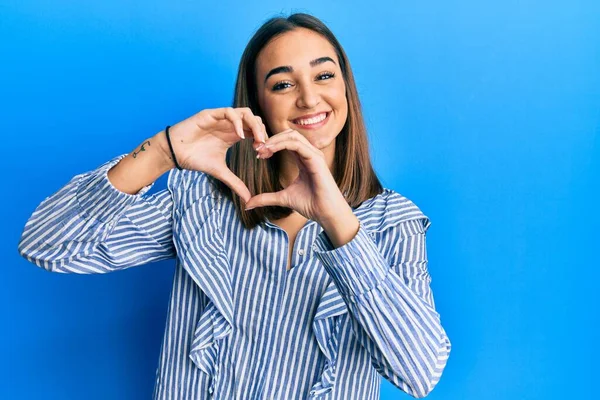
[257,28,337,73]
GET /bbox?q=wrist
[317,193,352,225]
[153,130,177,171]
[318,205,360,249]
[317,200,353,229]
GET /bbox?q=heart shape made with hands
[213,128,345,223]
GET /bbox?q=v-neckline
[264,216,315,272]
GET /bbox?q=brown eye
[272,81,292,91]
[317,72,335,80]
[272,72,335,91]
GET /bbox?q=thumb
[245,191,287,210]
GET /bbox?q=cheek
[260,98,277,127]
[330,83,347,111]
[262,100,293,136]
[338,96,348,114]
[263,96,289,121]
[333,90,348,120]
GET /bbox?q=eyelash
[271,71,336,91]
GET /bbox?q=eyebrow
[263,56,336,83]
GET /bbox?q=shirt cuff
[76,154,154,223]
[311,220,389,297]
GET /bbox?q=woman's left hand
[243,129,348,223]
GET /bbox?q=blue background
[2,1,598,399]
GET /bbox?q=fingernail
[256,143,265,151]
[256,153,261,159]
[245,206,255,211]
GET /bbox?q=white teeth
[294,112,327,125]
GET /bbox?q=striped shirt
[18,153,451,399]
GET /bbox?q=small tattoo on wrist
[132,140,151,158]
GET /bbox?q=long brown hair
[212,12,383,229]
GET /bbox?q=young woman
[18,13,451,400]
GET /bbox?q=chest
[270,214,309,271]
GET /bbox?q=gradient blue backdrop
[2,1,598,399]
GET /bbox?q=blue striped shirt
[18,153,451,399]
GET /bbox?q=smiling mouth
[291,111,331,129]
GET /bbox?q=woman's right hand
[161,107,268,203]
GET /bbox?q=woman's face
[256,28,348,151]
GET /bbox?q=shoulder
[353,188,431,235]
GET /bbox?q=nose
[296,82,320,109]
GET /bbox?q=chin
[311,133,337,150]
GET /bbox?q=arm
[313,218,451,398]
[17,131,178,273]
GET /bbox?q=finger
[245,191,287,210]
[223,107,245,140]
[253,140,266,151]
[258,128,294,148]
[260,131,321,158]
[238,108,266,144]
[255,115,268,143]
[258,129,291,153]
[252,119,268,151]
[259,139,319,161]
[265,129,313,149]
[269,128,295,140]
[211,167,251,203]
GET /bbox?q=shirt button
[298,248,305,256]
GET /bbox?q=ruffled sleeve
[168,168,233,395]
[310,189,451,398]
[309,278,349,398]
